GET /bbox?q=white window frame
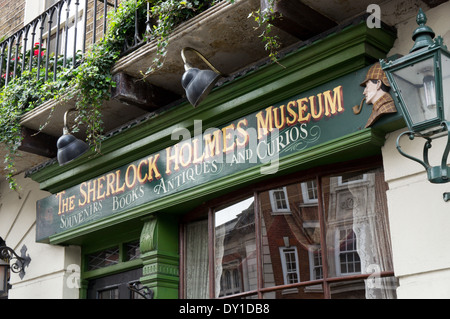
[308,244,322,281]
[334,227,361,276]
[301,180,318,205]
[337,173,368,186]
[269,187,291,213]
[279,246,300,285]
[24,0,85,57]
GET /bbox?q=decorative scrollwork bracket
[0,244,31,279]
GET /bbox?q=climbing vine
[68,0,146,153]
[248,0,283,66]
[0,46,75,190]
[0,0,280,190]
[144,0,226,75]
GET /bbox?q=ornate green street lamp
[381,9,450,187]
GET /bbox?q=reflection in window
[301,180,318,204]
[324,169,396,298]
[215,197,255,298]
[86,240,141,272]
[308,245,323,280]
[337,228,361,275]
[269,188,290,213]
[125,240,141,261]
[184,168,396,299]
[280,247,300,284]
[87,246,120,271]
[220,267,241,296]
[98,287,119,299]
[260,181,323,298]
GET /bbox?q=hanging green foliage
[0,0,280,190]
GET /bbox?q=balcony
[1,0,445,182]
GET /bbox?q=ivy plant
[144,0,223,75]
[0,49,75,190]
[70,0,219,150]
[248,0,283,66]
[68,0,146,153]
[0,0,281,190]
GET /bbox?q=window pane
[259,182,323,299]
[269,188,290,213]
[391,57,438,127]
[186,219,209,299]
[322,168,395,298]
[87,246,120,271]
[98,287,119,299]
[273,189,287,210]
[215,197,255,297]
[330,276,397,299]
[125,240,140,261]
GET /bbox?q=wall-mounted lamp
[0,237,31,294]
[57,109,90,166]
[381,9,450,194]
[181,47,224,107]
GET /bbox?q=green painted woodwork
[31,19,397,246]
[139,214,179,299]
[140,216,158,254]
[30,20,396,192]
[45,128,385,245]
[27,18,398,300]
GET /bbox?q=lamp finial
[410,8,435,52]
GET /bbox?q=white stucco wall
[383,130,450,298]
[381,0,450,299]
[0,173,81,299]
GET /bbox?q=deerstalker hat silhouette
[360,62,390,87]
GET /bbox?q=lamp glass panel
[0,261,7,294]
[441,51,450,122]
[391,56,439,127]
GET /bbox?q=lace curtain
[185,219,209,299]
[326,169,396,299]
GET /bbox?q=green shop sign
[36,63,394,242]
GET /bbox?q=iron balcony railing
[0,0,150,87]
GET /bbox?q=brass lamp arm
[181,47,223,75]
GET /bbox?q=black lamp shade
[182,67,221,107]
[57,133,89,166]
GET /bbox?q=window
[87,268,144,299]
[45,0,58,9]
[215,197,256,298]
[24,0,86,59]
[87,246,120,271]
[84,240,143,300]
[336,228,361,275]
[301,180,318,204]
[183,164,397,299]
[269,187,290,213]
[98,286,119,299]
[86,240,140,271]
[220,267,242,296]
[308,245,323,280]
[280,247,300,284]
